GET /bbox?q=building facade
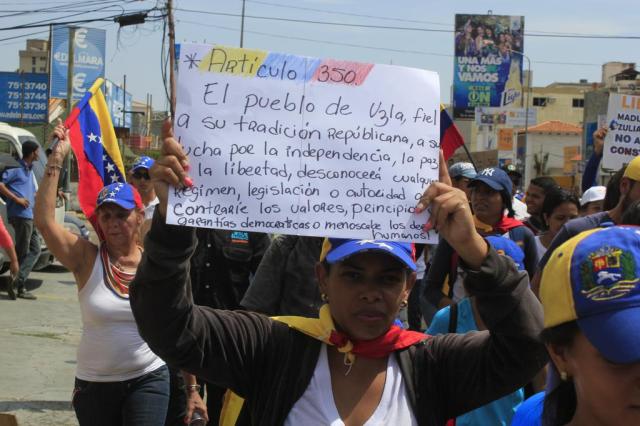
[18,39,49,74]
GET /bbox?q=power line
[244,0,450,27]
[177,19,601,67]
[0,8,164,31]
[175,7,640,40]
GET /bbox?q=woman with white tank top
[34,122,169,425]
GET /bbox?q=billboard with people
[453,14,525,119]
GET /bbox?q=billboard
[453,14,525,119]
[475,106,537,127]
[104,80,132,128]
[50,26,106,100]
[0,72,49,123]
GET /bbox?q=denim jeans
[72,365,170,426]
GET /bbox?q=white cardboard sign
[603,93,640,171]
[167,44,440,242]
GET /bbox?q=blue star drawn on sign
[184,52,201,70]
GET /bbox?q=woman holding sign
[129,121,546,425]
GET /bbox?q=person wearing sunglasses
[129,156,158,220]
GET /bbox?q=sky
[0,0,638,111]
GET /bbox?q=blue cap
[470,167,513,197]
[319,238,416,271]
[541,225,640,363]
[449,162,477,179]
[96,183,143,211]
[131,156,154,172]
[486,235,525,271]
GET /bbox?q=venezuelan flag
[65,78,125,228]
[440,106,465,161]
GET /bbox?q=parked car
[0,122,88,272]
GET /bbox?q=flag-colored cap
[486,235,525,271]
[540,225,640,363]
[623,155,640,181]
[131,156,154,172]
[319,238,416,271]
[96,183,143,211]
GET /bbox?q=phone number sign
[0,72,49,123]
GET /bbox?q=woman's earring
[400,300,408,308]
[560,371,568,381]
[321,293,329,303]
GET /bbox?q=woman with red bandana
[127,122,546,425]
[424,167,538,311]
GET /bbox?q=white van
[0,122,68,272]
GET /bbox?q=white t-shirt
[512,197,529,221]
[285,345,417,426]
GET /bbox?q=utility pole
[166,0,177,118]
[240,0,246,47]
[63,26,76,202]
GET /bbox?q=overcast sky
[0,0,638,110]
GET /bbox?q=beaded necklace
[99,243,140,298]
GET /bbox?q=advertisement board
[104,79,132,128]
[0,72,49,123]
[453,14,525,119]
[50,26,106,100]
[475,106,536,127]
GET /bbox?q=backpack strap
[448,303,458,334]
[447,252,459,298]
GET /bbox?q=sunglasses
[132,170,150,180]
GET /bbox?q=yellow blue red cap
[540,225,640,363]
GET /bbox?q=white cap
[580,186,606,206]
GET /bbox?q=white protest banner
[168,44,440,242]
[603,93,640,170]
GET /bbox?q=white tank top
[75,250,165,382]
[285,345,417,425]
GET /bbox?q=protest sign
[603,93,640,170]
[167,44,440,242]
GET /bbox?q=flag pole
[460,142,478,173]
[167,0,177,119]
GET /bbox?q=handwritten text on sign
[603,93,640,170]
[167,44,440,242]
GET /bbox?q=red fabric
[491,216,524,234]
[440,108,465,160]
[329,326,427,359]
[0,217,13,249]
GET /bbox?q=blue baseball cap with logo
[469,167,513,197]
[131,156,154,172]
[541,225,640,363]
[319,238,416,271]
[96,182,143,211]
[486,235,525,271]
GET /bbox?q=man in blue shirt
[0,140,41,300]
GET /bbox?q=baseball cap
[319,238,416,271]
[540,225,640,363]
[21,140,39,158]
[469,167,513,197]
[580,186,606,207]
[96,183,143,211]
[503,163,522,177]
[449,162,477,180]
[486,235,525,271]
[131,156,154,172]
[623,155,640,181]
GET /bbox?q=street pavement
[0,264,80,426]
